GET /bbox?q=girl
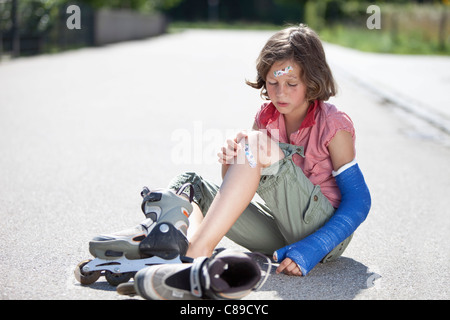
[169,24,371,277]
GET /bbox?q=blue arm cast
[274,162,371,276]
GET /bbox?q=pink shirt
[255,101,355,208]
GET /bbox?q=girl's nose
[276,84,286,97]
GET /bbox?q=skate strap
[190,257,209,298]
[176,183,195,203]
[190,256,230,299]
[247,252,272,292]
[140,189,163,218]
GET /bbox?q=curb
[333,63,450,136]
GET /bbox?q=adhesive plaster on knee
[244,144,257,168]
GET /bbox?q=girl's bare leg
[187,202,203,240]
[186,131,284,258]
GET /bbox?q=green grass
[319,24,449,56]
[169,21,449,56]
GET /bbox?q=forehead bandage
[244,144,257,168]
[274,65,294,78]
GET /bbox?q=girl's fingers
[235,130,248,143]
[276,258,302,276]
[226,139,238,152]
[218,131,249,164]
[218,145,237,164]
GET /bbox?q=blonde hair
[246,24,337,103]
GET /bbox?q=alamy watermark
[66,4,81,30]
[366,5,381,30]
[170,121,281,171]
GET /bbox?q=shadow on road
[259,257,378,300]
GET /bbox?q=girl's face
[266,60,309,119]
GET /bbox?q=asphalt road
[0,30,449,300]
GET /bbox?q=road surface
[0,29,449,300]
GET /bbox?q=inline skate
[74,183,194,286]
[117,249,271,300]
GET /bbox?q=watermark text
[366,5,381,30]
[66,5,81,30]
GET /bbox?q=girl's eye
[268,82,277,86]
[288,83,298,87]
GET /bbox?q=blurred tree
[0,0,68,56]
[77,0,184,12]
[273,0,307,15]
[274,0,327,29]
[163,0,304,24]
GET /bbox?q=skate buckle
[190,257,209,297]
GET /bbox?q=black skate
[117,249,271,300]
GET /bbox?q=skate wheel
[74,259,101,285]
[105,271,134,286]
[117,282,137,296]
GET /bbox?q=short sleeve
[254,104,265,129]
[254,102,274,129]
[324,111,355,147]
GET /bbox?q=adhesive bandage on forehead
[273,65,294,78]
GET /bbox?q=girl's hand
[218,130,248,164]
[276,257,303,276]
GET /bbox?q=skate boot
[117,249,271,300]
[74,183,194,286]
